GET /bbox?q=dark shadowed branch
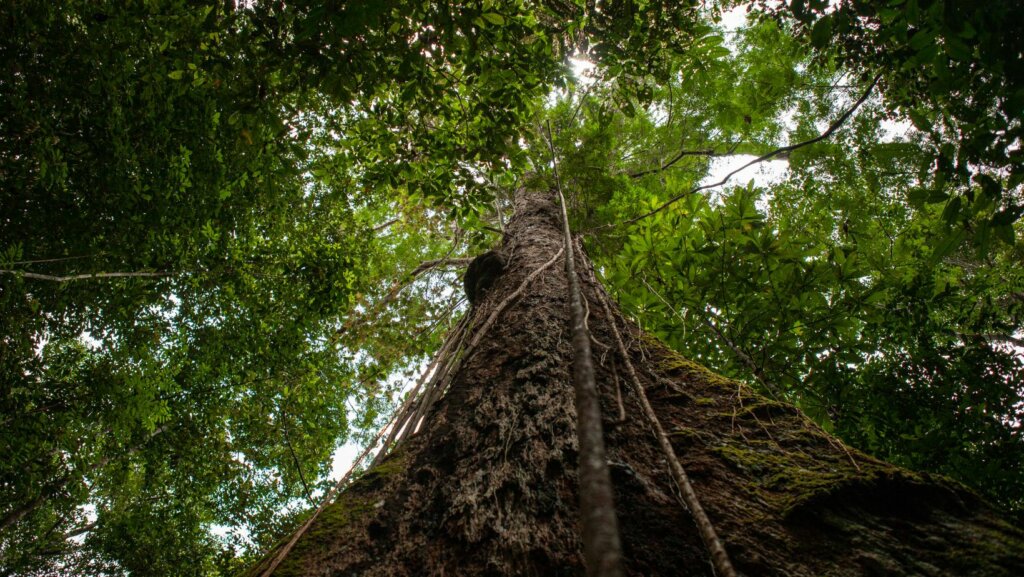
[595,73,881,232]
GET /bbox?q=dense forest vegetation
[1,1,1022,575]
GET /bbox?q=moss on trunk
[249,191,1024,576]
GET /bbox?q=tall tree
[249,189,1024,576]
[2,0,1022,574]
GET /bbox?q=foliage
[541,8,1024,514]
[750,0,1024,255]
[1,0,1022,574]
[0,0,551,573]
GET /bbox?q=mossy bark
[249,191,1024,576]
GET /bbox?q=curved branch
[601,74,881,231]
[628,148,718,179]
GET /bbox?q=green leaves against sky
[1,1,1021,575]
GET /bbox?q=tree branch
[407,257,474,277]
[1,426,168,535]
[600,73,881,231]
[0,270,171,283]
[330,256,474,347]
[628,149,719,178]
[282,418,313,503]
[372,217,400,232]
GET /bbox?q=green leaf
[992,205,1023,226]
[928,228,967,266]
[993,224,1016,246]
[481,13,505,26]
[941,196,962,223]
[167,70,185,80]
[810,16,832,49]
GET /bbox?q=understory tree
[1,1,1022,575]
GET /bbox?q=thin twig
[610,357,626,424]
[282,417,313,503]
[330,255,472,348]
[595,74,881,231]
[629,149,719,179]
[372,217,400,232]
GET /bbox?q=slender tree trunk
[250,191,1024,577]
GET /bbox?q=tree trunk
[250,191,1024,577]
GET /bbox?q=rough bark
[249,191,1024,577]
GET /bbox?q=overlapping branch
[598,74,882,231]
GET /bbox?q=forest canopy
[1,1,1022,575]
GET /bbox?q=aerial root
[258,413,394,577]
[592,283,739,577]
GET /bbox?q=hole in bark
[367,520,387,541]
[545,457,564,478]
[414,466,436,485]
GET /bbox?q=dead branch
[0,270,170,283]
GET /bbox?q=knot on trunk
[463,250,507,305]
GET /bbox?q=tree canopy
[1,1,1021,575]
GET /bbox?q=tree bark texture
[249,191,1024,577]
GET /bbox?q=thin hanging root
[810,417,862,472]
[548,120,624,577]
[468,245,565,350]
[611,357,627,424]
[593,287,738,577]
[258,414,395,577]
[371,313,473,464]
[372,345,447,465]
[405,315,474,438]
